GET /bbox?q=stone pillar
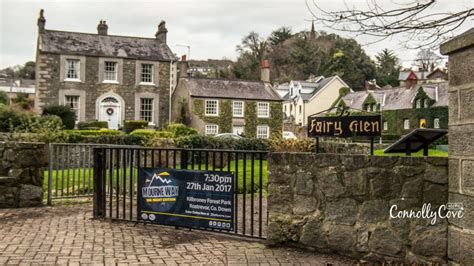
[440,28,474,265]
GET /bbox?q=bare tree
[306,0,473,49]
[413,48,442,71]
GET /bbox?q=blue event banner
[138,167,234,231]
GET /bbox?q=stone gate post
[440,28,474,264]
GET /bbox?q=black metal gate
[92,146,269,239]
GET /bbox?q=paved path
[0,204,355,265]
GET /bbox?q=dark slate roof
[39,30,175,61]
[182,77,282,101]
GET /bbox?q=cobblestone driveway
[0,204,355,265]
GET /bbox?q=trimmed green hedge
[64,129,123,136]
[130,129,174,138]
[124,120,148,133]
[77,121,108,130]
[175,135,269,151]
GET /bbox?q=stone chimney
[155,21,168,43]
[97,20,108,36]
[261,60,270,82]
[179,55,188,78]
[37,9,46,33]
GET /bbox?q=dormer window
[416,99,421,109]
[424,99,430,108]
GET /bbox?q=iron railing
[93,147,269,239]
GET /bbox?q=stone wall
[267,153,450,263]
[0,142,47,208]
[441,28,474,264]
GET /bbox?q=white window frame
[257,102,270,118]
[424,99,430,108]
[205,124,219,136]
[416,99,421,109]
[103,61,118,83]
[65,59,81,81]
[65,95,80,122]
[232,101,244,117]
[434,118,440,129]
[139,98,154,124]
[256,125,270,139]
[140,63,154,85]
[404,119,410,130]
[383,121,388,131]
[205,100,219,117]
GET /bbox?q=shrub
[67,134,146,145]
[0,105,26,132]
[77,120,108,130]
[130,129,174,138]
[165,123,198,138]
[64,128,123,136]
[0,91,8,105]
[124,120,148,133]
[42,105,76,129]
[9,114,68,143]
[174,135,270,151]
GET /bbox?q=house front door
[99,96,121,130]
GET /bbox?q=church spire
[310,20,316,39]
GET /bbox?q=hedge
[64,129,123,136]
[130,129,174,138]
[124,120,148,133]
[42,105,76,129]
[77,121,108,130]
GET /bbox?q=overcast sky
[0,0,472,69]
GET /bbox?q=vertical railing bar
[144,150,148,168]
[82,145,86,195]
[72,145,77,195]
[165,150,169,168]
[90,146,94,195]
[122,149,126,219]
[173,150,177,169]
[66,146,71,196]
[109,149,113,219]
[129,149,134,220]
[259,152,263,238]
[220,152,224,171]
[116,149,120,219]
[151,149,155,168]
[212,151,216,171]
[55,145,59,198]
[190,150,194,170]
[136,150,142,221]
[158,149,162,167]
[250,153,255,236]
[234,153,239,234]
[198,151,201,170]
[242,152,247,235]
[61,146,65,197]
[47,143,53,205]
[205,151,209,171]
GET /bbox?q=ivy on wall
[362,93,380,111]
[382,106,448,136]
[193,99,282,138]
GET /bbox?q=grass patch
[374,149,448,157]
[44,159,268,197]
